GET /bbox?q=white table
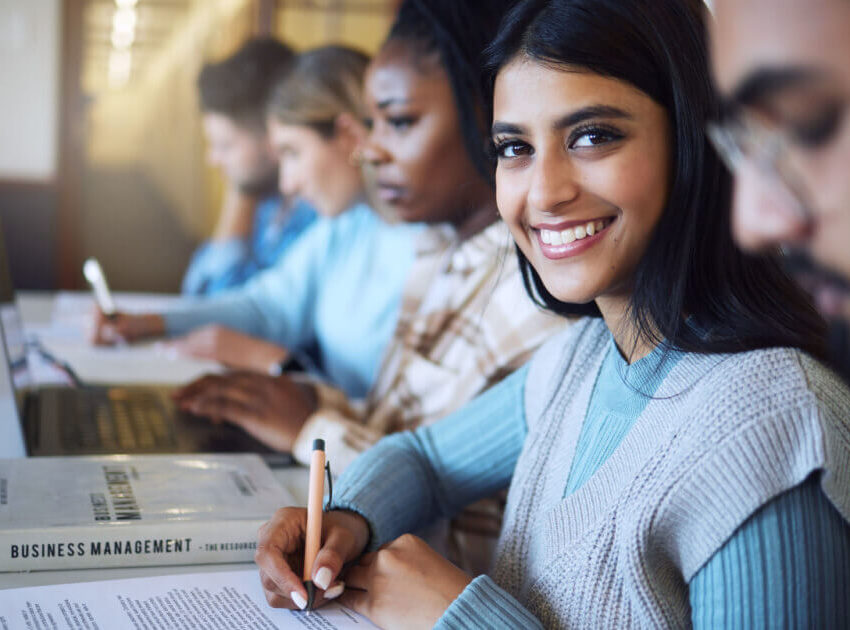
[0,292,309,590]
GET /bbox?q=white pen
[83,258,117,319]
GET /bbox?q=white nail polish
[315,567,332,590]
[325,583,345,600]
[291,591,308,610]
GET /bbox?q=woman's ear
[334,112,368,152]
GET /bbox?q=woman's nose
[526,152,581,214]
[359,133,391,166]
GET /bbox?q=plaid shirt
[292,221,569,570]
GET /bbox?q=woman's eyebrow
[553,105,633,130]
[491,121,526,136]
[492,106,632,137]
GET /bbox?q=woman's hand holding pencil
[255,505,370,610]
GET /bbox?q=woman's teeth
[540,219,608,246]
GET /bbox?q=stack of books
[0,453,293,571]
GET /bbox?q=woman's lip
[376,178,405,190]
[376,184,406,202]
[534,218,614,260]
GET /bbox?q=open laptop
[0,226,291,463]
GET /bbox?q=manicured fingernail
[314,567,332,590]
[291,591,307,609]
[325,582,344,600]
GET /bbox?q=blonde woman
[93,46,423,412]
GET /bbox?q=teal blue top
[564,339,682,496]
[165,203,421,397]
[333,340,850,628]
[569,340,850,627]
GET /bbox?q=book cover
[0,453,293,571]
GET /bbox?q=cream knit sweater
[492,318,850,627]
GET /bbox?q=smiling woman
[486,0,827,360]
[493,67,672,317]
[250,1,850,628]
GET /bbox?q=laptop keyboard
[59,388,178,451]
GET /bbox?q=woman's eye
[387,116,415,131]
[496,141,532,159]
[569,126,624,149]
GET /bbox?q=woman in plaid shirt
[174,0,568,573]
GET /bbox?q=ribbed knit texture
[332,365,529,550]
[563,335,850,627]
[565,340,682,496]
[493,318,850,628]
[438,575,542,629]
[691,476,850,628]
[333,317,850,628]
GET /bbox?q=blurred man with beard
[709,0,850,376]
[182,38,315,296]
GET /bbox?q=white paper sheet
[31,335,222,385]
[25,292,222,386]
[0,569,378,630]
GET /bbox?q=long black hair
[484,0,828,359]
[387,0,517,184]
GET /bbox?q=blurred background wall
[0,0,61,289]
[0,0,397,292]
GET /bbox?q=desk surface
[1,292,309,591]
[16,291,53,325]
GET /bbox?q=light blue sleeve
[165,216,332,351]
[332,364,530,551]
[437,575,544,630]
[690,475,850,628]
[181,238,252,296]
[180,197,316,297]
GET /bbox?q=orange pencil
[303,439,325,610]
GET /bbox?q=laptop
[0,226,291,464]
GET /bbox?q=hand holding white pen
[82,258,168,346]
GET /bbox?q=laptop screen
[0,222,29,457]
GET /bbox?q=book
[0,454,294,571]
[0,569,378,629]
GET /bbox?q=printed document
[0,569,378,629]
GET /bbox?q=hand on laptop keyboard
[172,371,317,452]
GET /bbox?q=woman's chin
[541,283,598,306]
[382,202,425,223]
